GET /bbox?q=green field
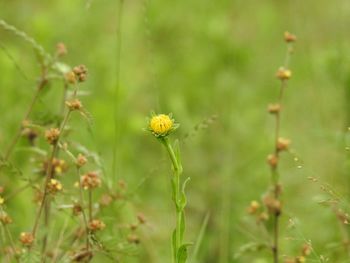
[1,1,350,262]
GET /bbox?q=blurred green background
[1,0,350,262]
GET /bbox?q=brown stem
[271,43,293,263]
[31,109,72,241]
[77,167,90,250]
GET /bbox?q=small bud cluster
[267,103,281,114]
[263,194,282,216]
[19,232,34,247]
[246,200,269,223]
[73,65,88,82]
[276,67,292,80]
[80,172,101,190]
[47,179,63,194]
[66,99,83,111]
[76,154,88,167]
[0,212,12,225]
[45,128,60,145]
[284,31,297,43]
[42,158,68,176]
[88,219,105,232]
[267,154,278,168]
[277,137,291,152]
[72,202,83,216]
[65,65,88,84]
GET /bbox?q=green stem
[162,137,180,172]
[162,137,183,262]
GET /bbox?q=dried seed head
[45,128,60,145]
[268,103,281,114]
[22,128,38,145]
[276,67,292,80]
[88,219,105,232]
[0,186,4,194]
[137,213,146,224]
[72,203,83,216]
[76,154,88,167]
[277,137,291,151]
[267,154,278,168]
[80,172,101,190]
[247,200,260,214]
[284,31,297,43]
[73,65,88,75]
[0,212,12,225]
[19,232,34,247]
[56,42,67,56]
[263,195,282,215]
[73,65,88,82]
[127,234,140,244]
[47,179,63,194]
[66,99,83,111]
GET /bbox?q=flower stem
[271,43,293,263]
[161,137,183,262]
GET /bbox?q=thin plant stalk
[77,167,90,250]
[270,43,294,263]
[160,136,188,263]
[32,85,78,244]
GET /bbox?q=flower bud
[45,128,60,145]
[276,67,292,80]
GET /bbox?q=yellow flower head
[150,114,173,134]
[147,112,179,137]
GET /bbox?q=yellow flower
[150,114,173,135]
[0,196,4,205]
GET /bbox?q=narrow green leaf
[179,177,191,209]
[177,243,192,263]
[172,229,177,260]
[180,211,185,243]
[191,212,210,263]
